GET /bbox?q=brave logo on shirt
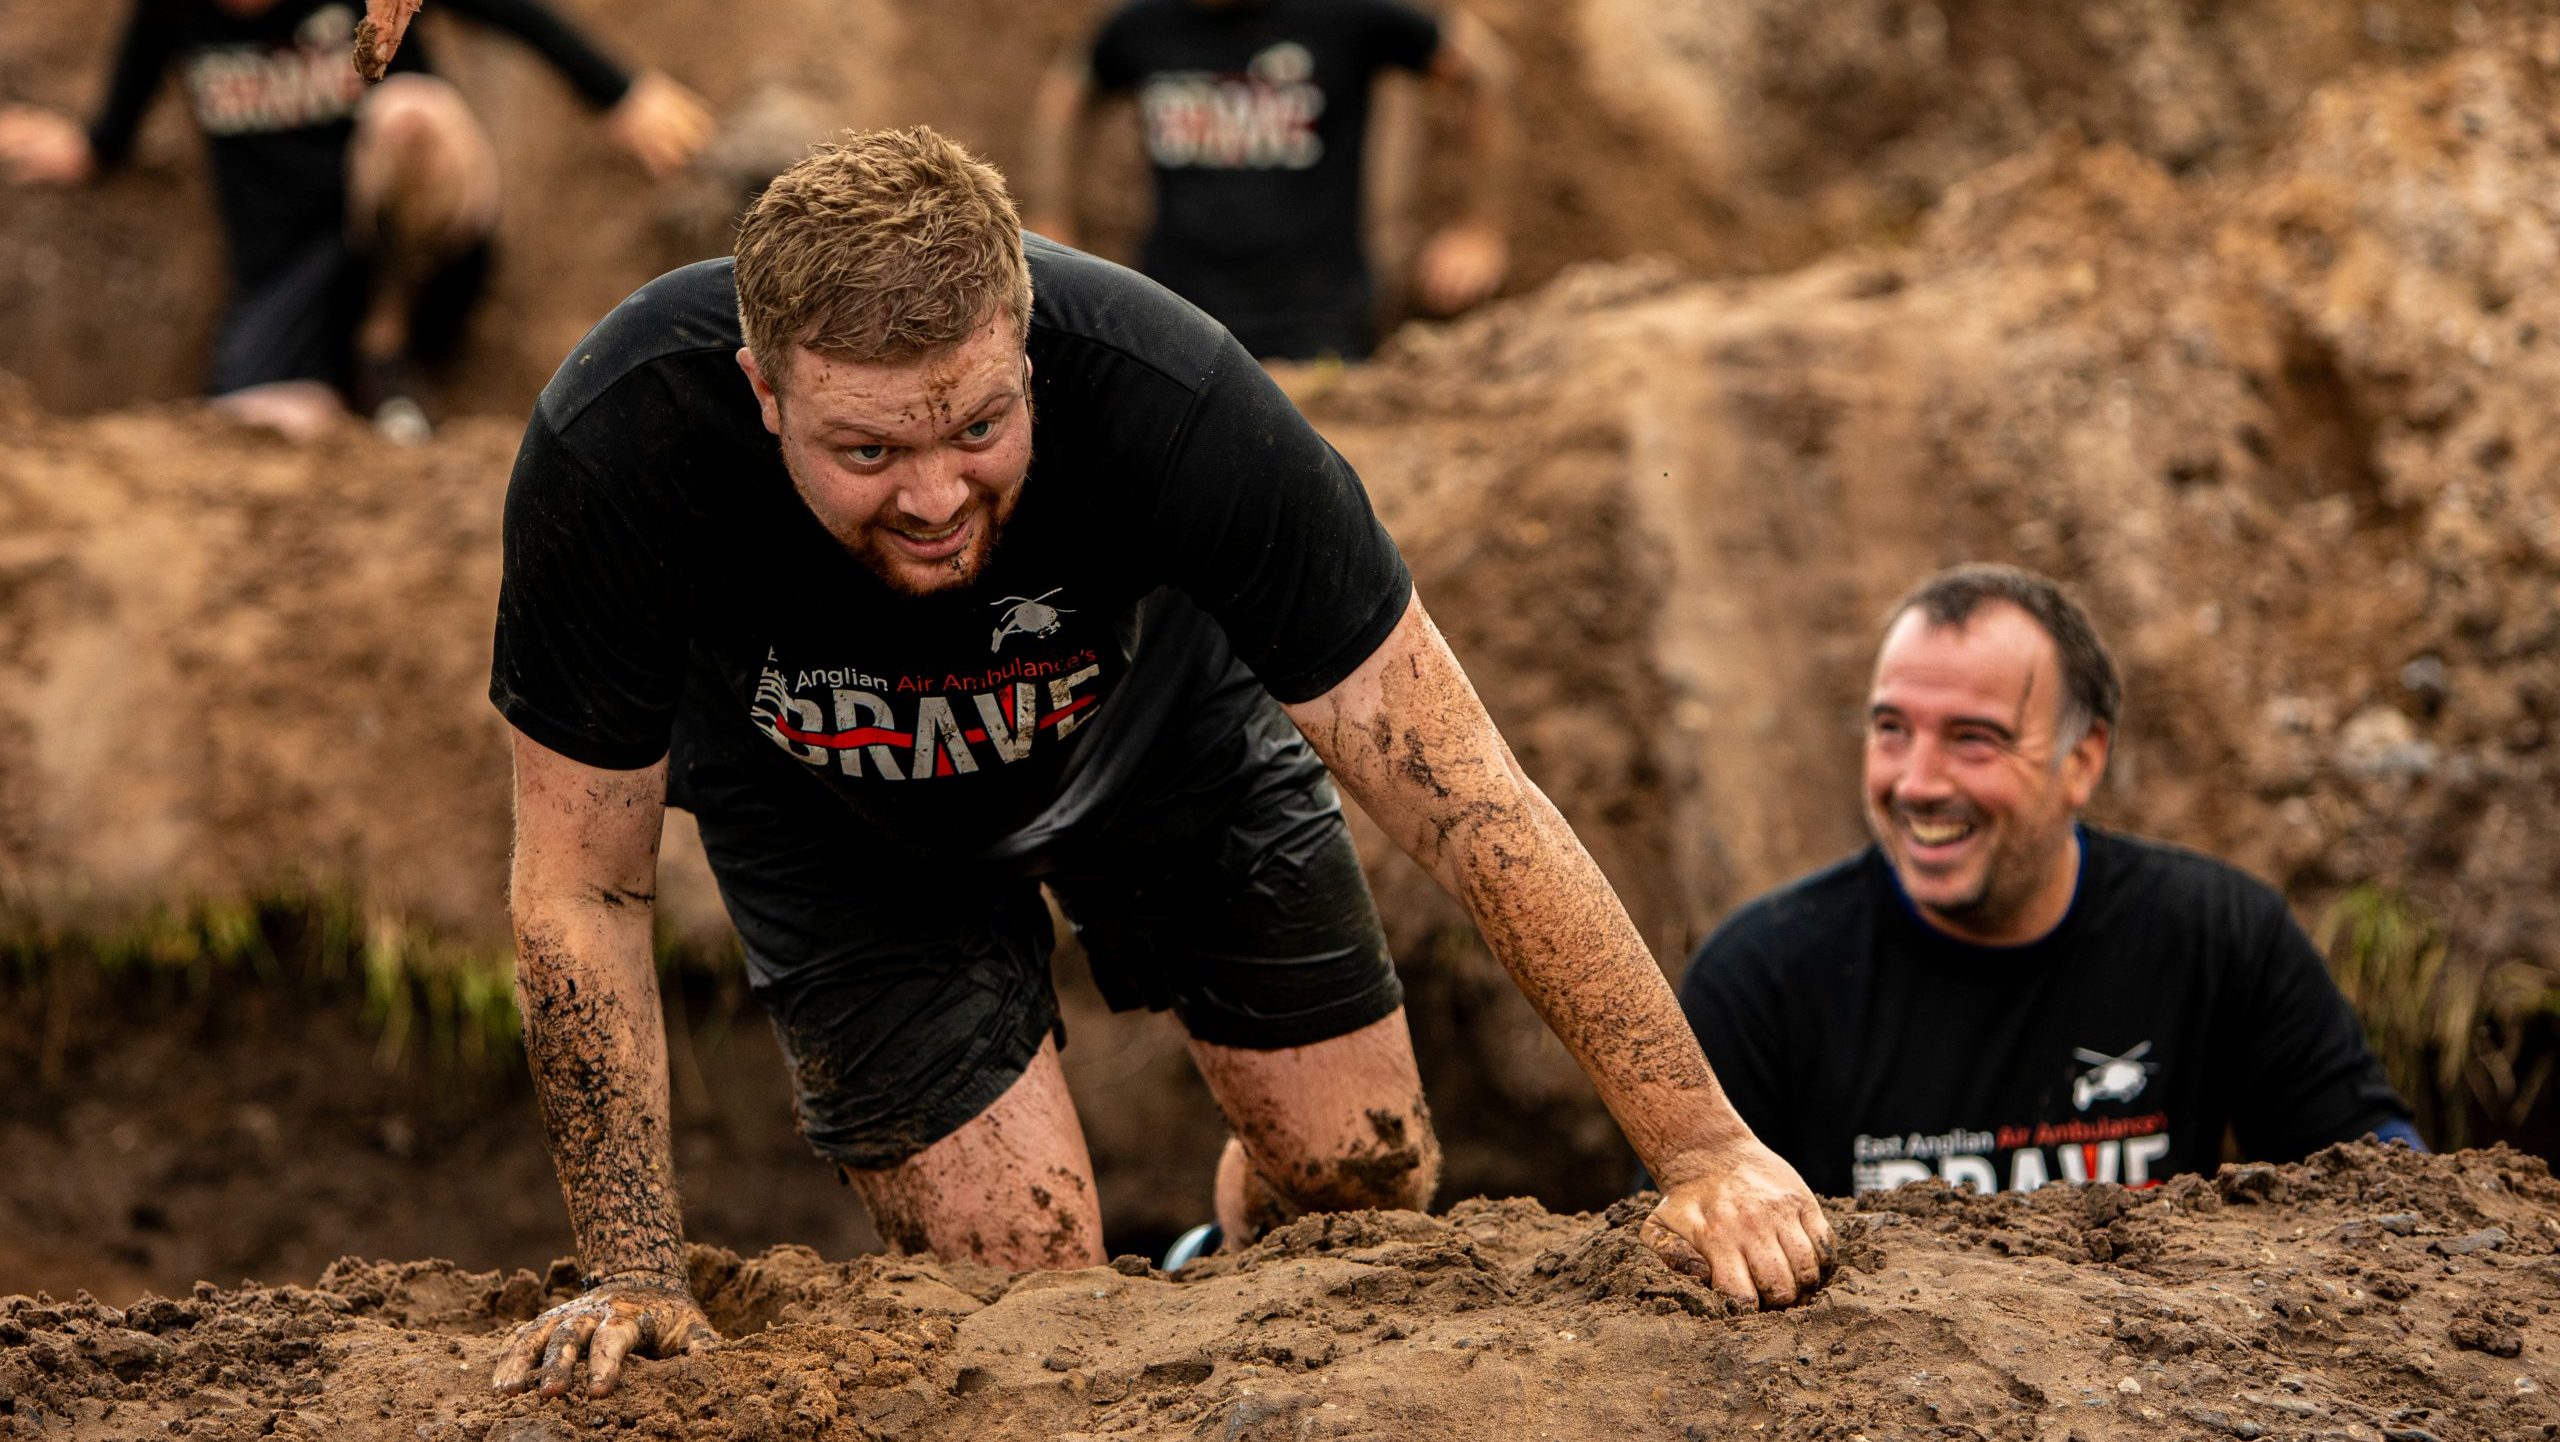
[1138,43,1325,170]
[749,645,1103,781]
[183,5,366,137]
[1850,1040,2171,1195]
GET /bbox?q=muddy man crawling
[483,124,1834,1399]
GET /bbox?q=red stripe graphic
[769,693,1096,755]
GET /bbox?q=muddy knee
[1237,1104,1442,1224]
[351,75,499,254]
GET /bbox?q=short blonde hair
[734,126,1032,382]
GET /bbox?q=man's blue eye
[964,420,994,440]
[848,445,887,463]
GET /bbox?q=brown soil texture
[0,0,2541,416]
[3,1145,2558,1440]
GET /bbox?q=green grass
[2317,883,2560,1149]
[0,882,740,1077]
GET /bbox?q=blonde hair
[734,126,1032,382]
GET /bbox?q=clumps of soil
[4,1144,2554,1440]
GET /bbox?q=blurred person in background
[1667,563,2418,1199]
[1023,0,1515,362]
[0,0,711,442]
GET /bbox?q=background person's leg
[1188,1009,1441,1245]
[346,75,500,398]
[841,1036,1106,1271]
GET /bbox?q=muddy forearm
[514,902,686,1281]
[1441,772,1751,1180]
[1291,598,1752,1183]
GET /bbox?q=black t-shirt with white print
[1677,828,2414,1198]
[489,238,1412,861]
[84,0,630,289]
[1087,0,1442,354]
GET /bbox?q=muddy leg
[1188,1008,1441,1248]
[838,1037,1106,1271]
[345,74,499,372]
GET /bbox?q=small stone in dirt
[2217,1165,2283,1203]
[2373,1214,2421,1236]
[485,1422,575,1442]
[2448,1316,2524,1358]
[2117,1377,2142,1395]
[2428,1228,2507,1257]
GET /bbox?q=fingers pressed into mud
[491,1315,557,1394]
[537,1312,600,1396]
[587,1319,642,1396]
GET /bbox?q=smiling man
[486,126,1829,1401]
[1671,564,2417,1200]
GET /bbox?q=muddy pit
[3,1145,2557,1440]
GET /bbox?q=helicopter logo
[990,588,1073,653]
[2071,1042,2154,1112]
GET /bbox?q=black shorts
[209,228,492,397]
[680,696,1403,1170]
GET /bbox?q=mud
[0,1145,2553,1439]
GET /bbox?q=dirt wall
[0,0,2533,418]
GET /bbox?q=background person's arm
[1020,51,1100,248]
[1282,593,1833,1310]
[434,0,710,178]
[1413,10,1515,314]
[491,732,715,1399]
[0,0,169,187]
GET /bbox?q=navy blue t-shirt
[1678,829,2414,1197]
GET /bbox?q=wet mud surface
[3,1145,2556,1440]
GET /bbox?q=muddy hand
[1641,1136,1834,1311]
[492,1271,716,1399]
[353,0,425,82]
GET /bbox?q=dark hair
[1886,564,2122,745]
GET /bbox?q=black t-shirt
[1678,829,2413,1198]
[1087,0,1442,350]
[85,0,630,288]
[489,239,1412,860]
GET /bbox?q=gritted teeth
[1904,817,1976,846]
[893,518,963,542]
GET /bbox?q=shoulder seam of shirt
[543,343,738,436]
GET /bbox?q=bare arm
[1020,54,1097,246]
[493,730,714,1399]
[1412,11,1515,314]
[1284,594,1831,1308]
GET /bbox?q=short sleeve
[1676,918,1796,1163]
[1145,333,1411,702]
[488,414,692,769]
[1355,0,1444,74]
[1086,0,1149,92]
[2227,893,2417,1160]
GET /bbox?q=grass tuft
[2318,884,2560,1149]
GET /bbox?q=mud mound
[2,1144,2554,1439]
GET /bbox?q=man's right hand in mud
[0,108,95,187]
[1639,1134,1834,1311]
[492,1271,718,1399]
